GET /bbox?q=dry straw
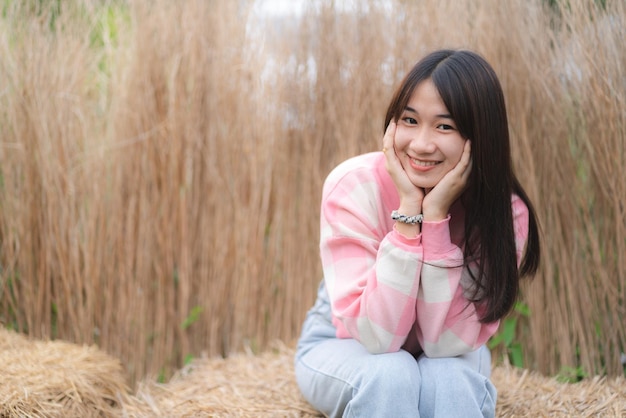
[0,328,132,418]
[0,0,625,388]
[2,328,625,417]
[129,345,626,417]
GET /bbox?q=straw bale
[127,341,321,417]
[2,328,624,417]
[0,327,33,351]
[492,365,626,417]
[0,328,132,418]
[127,344,626,418]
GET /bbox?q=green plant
[488,301,530,368]
[183,353,194,366]
[180,306,203,331]
[556,365,587,383]
[157,367,166,384]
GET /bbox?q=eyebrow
[405,106,453,119]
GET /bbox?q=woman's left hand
[422,140,472,221]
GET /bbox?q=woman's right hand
[382,121,424,214]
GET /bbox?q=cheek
[448,141,466,163]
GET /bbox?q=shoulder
[325,152,384,184]
[323,152,387,196]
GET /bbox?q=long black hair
[384,49,540,323]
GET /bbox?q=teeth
[412,158,439,167]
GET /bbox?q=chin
[410,178,438,189]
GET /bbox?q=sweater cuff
[389,224,422,248]
[421,215,455,258]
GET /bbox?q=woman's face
[394,79,466,189]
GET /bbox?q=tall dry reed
[0,0,624,384]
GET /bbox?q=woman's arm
[415,196,530,357]
[320,166,424,354]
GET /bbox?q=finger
[459,141,472,181]
[454,140,472,175]
[462,157,473,181]
[382,121,396,153]
[460,140,471,165]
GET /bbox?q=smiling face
[394,78,466,189]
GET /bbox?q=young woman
[294,49,541,417]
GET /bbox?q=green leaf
[502,317,518,347]
[509,343,524,368]
[513,301,530,317]
[180,306,203,330]
[488,332,504,349]
[556,366,587,383]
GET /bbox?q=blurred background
[0,0,624,385]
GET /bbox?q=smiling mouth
[411,158,441,167]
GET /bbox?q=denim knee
[417,348,496,418]
[344,350,421,417]
[296,340,423,418]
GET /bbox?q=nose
[409,127,437,154]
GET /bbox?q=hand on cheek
[383,121,425,213]
[422,140,472,222]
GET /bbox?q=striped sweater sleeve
[320,166,423,354]
[415,195,528,357]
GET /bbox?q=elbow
[358,333,402,354]
[362,339,392,354]
[353,322,400,354]
[421,336,474,358]
[366,346,388,355]
[422,345,470,358]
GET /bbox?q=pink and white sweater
[320,152,529,358]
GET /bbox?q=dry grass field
[0,0,624,403]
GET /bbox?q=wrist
[391,210,423,225]
[421,208,448,222]
[397,201,422,216]
[391,207,423,238]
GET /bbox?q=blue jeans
[294,281,496,418]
